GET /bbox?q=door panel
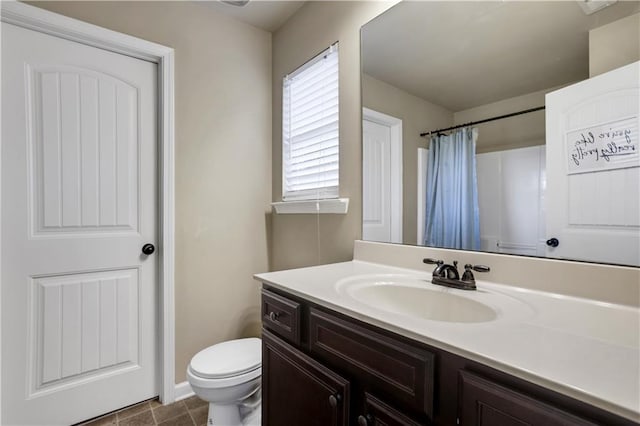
[545,61,639,265]
[34,269,139,390]
[2,23,157,425]
[31,66,139,234]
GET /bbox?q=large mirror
[361,1,640,266]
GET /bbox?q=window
[283,43,339,201]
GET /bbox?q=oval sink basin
[350,283,497,323]
[335,274,531,324]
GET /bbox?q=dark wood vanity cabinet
[262,289,301,346]
[260,286,637,426]
[361,393,423,426]
[458,371,596,426]
[262,330,349,426]
[308,307,435,419]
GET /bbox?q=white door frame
[417,147,428,245]
[0,1,176,408]
[362,107,403,243]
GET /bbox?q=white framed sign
[566,116,639,174]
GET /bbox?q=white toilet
[187,337,262,426]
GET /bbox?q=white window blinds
[283,43,339,201]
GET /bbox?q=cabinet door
[308,307,435,418]
[262,329,349,426]
[459,371,596,426]
[358,393,423,426]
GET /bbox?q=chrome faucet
[423,258,490,290]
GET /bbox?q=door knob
[546,238,559,247]
[142,243,155,255]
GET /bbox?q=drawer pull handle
[269,311,280,322]
[328,393,341,408]
[357,414,373,426]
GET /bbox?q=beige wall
[362,74,452,244]
[29,1,272,384]
[271,1,397,270]
[454,86,567,154]
[589,13,640,77]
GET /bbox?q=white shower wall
[476,145,546,256]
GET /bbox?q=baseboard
[174,381,194,401]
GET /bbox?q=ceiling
[362,1,640,111]
[203,0,305,32]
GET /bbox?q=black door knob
[546,238,559,247]
[142,243,155,255]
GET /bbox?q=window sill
[271,198,349,214]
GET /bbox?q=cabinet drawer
[309,307,435,419]
[459,370,596,426]
[261,288,301,346]
[359,393,423,426]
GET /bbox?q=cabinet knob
[328,393,341,408]
[357,414,373,426]
[269,311,280,322]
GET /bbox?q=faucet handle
[462,264,490,283]
[423,258,443,266]
[471,264,490,273]
[463,264,490,273]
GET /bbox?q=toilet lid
[189,337,261,379]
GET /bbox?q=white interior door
[2,23,158,425]
[545,61,639,266]
[363,119,392,243]
[363,110,403,243]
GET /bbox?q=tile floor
[78,396,209,426]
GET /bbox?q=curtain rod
[419,106,545,137]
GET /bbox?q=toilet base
[207,400,261,426]
[240,402,261,426]
[209,402,241,426]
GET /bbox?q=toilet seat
[187,337,261,389]
[187,364,261,389]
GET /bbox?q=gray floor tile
[149,398,163,409]
[182,395,207,411]
[117,402,151,421]
[187,405,208,426]
[118,410,155,426]
[157,413,194,426]
[152,402,188,423]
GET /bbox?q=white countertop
[255,260,640,423]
